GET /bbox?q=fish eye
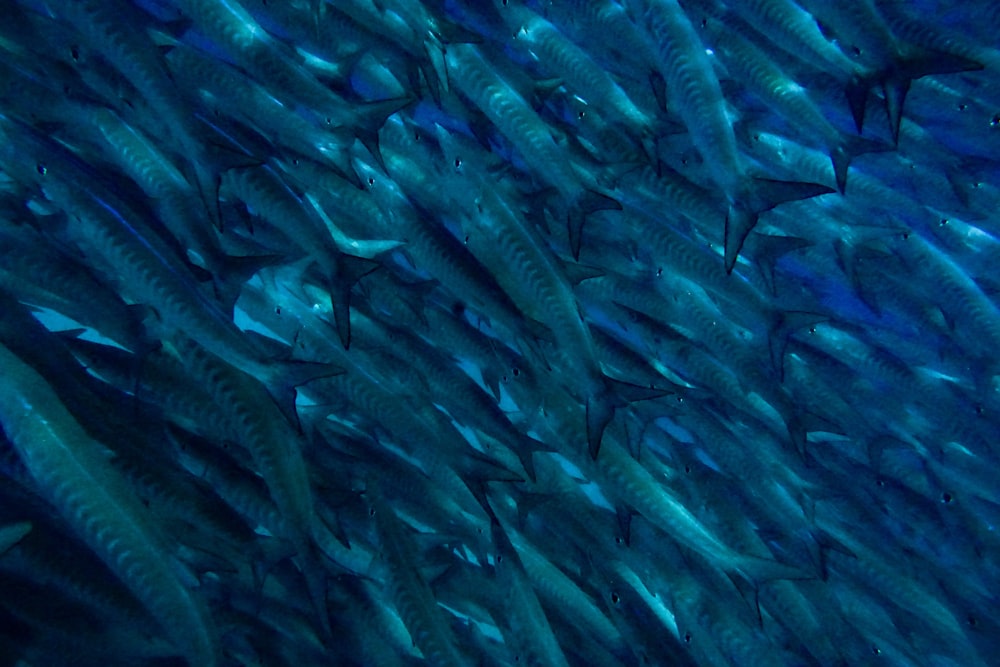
[274,306,282,315]
[512,367,520,377]
[369,507,376,517]
[941,492,953,504]
[610,592,620,605]
[975,404,984,415]
[36,164,47,175]
[70,45,80,60]
[656,267,663,277]
[454,157,461,169]
[939,218,949,226]
[578,111,585,119]
[958,103,968,111]
[968,614,979,628]
[991,114,1000,127]
[900,231,910,240]
[683,632,692,643]
[368,177,375,187]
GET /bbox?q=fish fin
[724,204,758,274]
[328,254,381,349]
[830,135,893,194]
[423,41,450,96]
[213,253,285,312]
[812,529,857,580]
[557,257,605,285]
[580,189,623,215]
[750,178,836,213]
[587,378,671,459]
[743,233,812,296]
[0,521,32,556]
[845,74,869,134]
[606,376,674,405]
[878,48,982,144]
[767,310,828,381]
[586,395,615,461]
[512,491,555,529]
[726,571,763,627]
[727,179,835,273]
[615,505,635,547]
[261,353,345,431]
[522,316,555,345]
[357,96,417,133]
[787,411,842,461]
[881,76,912,146]
[735,555,815,585]
[514,447,537,484]
[316,504,352,551]
[649,70,667,112]
[53,327,87,340]
[461,449,526,485]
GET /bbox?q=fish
[0,0,996,665]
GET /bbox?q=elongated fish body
[0,342,217,666]
[700,16,889,193]
[369,483,470,667]
[0,116,275,363]
[630,0,745,194]
[38,0,224,228]
[444,42,621,257]
[351,155,547,349]
[490,519,573,667]
[629,0,834,271]
[724,0,864,81]
[496,2,654,138]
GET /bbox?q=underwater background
[0,0,998,665]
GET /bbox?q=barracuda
[1,1,996,664]
[0,341,217,667]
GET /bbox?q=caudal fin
[567,190,622,261]
[830,135,893,194]
[725,179,834,274]
[587,377,674,460]
[877,47,982,144]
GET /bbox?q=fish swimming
[0,0,996,665]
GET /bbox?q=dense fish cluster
[1,0,999,665]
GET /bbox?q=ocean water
[0,1,998,665]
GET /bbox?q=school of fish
[0,0,998,665]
